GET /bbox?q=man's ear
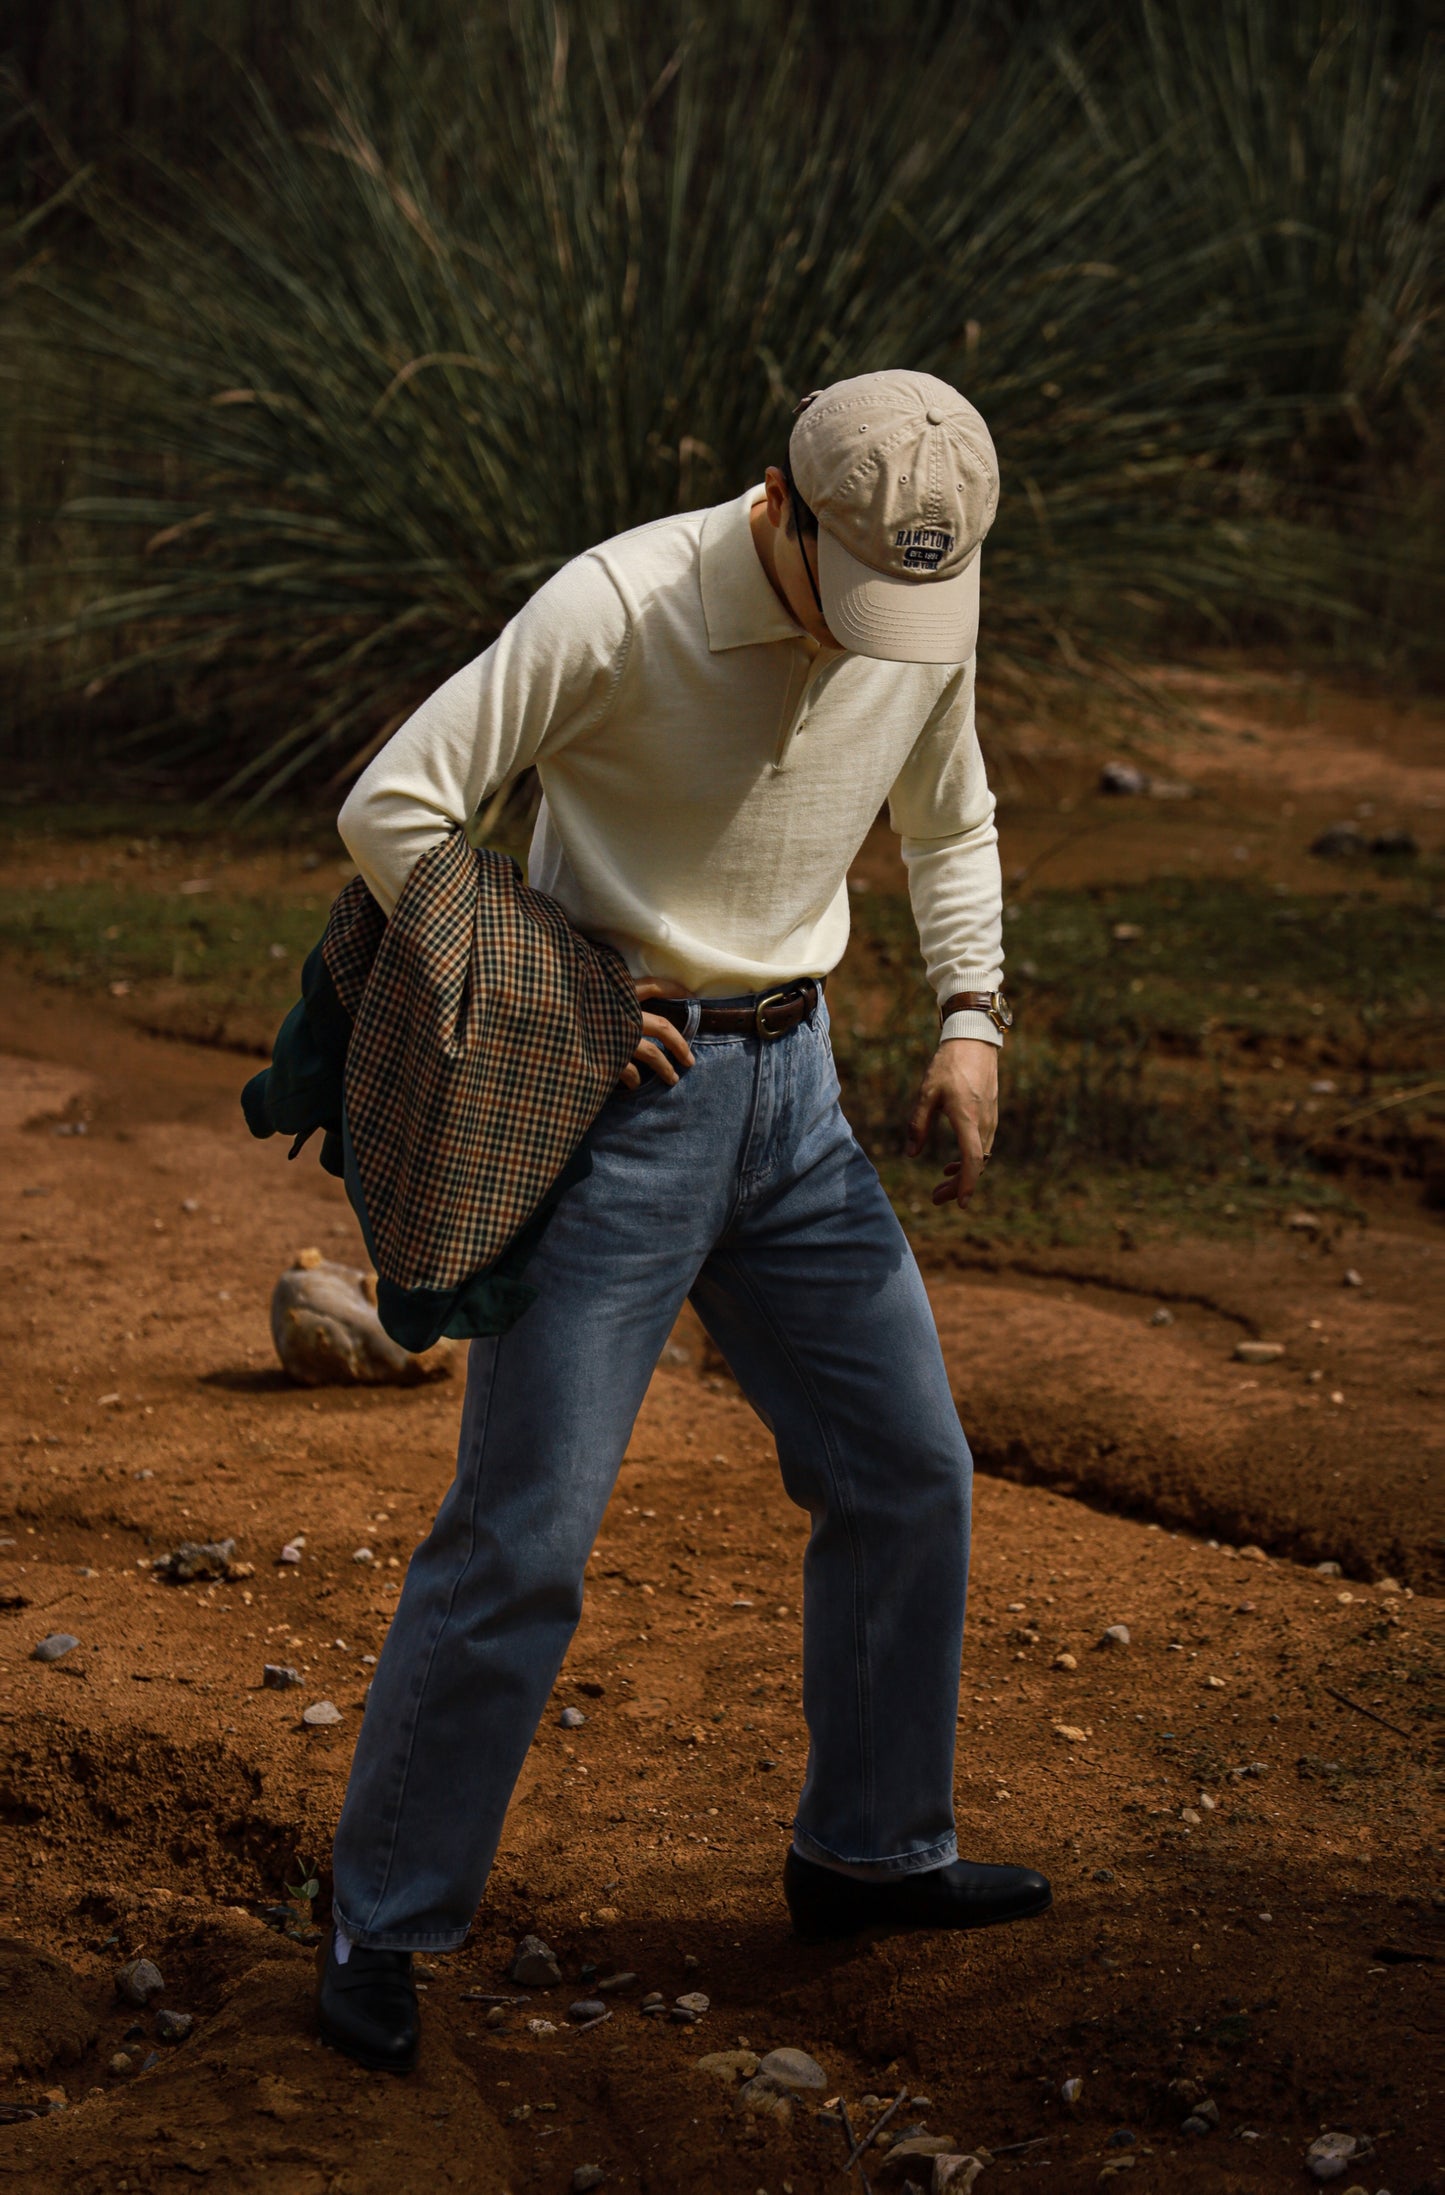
[762,466,789,527]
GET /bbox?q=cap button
[924,406,944,424]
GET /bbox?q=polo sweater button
[925,406,944,423]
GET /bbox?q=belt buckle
[754,988,790,1041]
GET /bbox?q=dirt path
[0,979,1440,2195]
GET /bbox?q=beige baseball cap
[789,369,998,663]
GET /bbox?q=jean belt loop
[682,996,702,1043]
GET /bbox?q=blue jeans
[331,993,973,1951]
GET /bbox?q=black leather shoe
[316,1930,420,2072]
[784,1848,1052,1942]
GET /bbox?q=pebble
[595,1971,636,1993]
[1233,1340,1284,1364]
[1193,2098,1220,2127]
[278,1540,304,1565]
[756,2047,827,2092]
[31,1633,80,1663]
[511,1935,563,1988]
[1061,2077,1083,2104]
[486,2006,507,2028]
[353,1547,374,1565]
[569,1999,607,2023]
[640,1991,666,2015]
[108,2051,134,2078]
[1053,1724,1088,1743]
[263,1664,303,1690]
[152,1539,237,1584]
[1101,1624,1131,1648]
[1168,2077,1202,2107]
[571,2171,606,2194]
[1203,1675,1226,1689]
[1181,2115,1210,2136]
[1306,2132,1358,2181]
[935,2159,986,2194]
[1180,1806,1202,1825]
[675,1991,710,2015]
[1052,1651,1077,1671]
[1315,1560,1343,1576]
[1238,1544,1268,1563]
[1107,2129,1136,2147]
[526,2017,557,2037]
[1148,1306,1173,1325]
[116,1959,165,2007]
[155,2009,194,2043]
[559,1706,587,1729]
[302,1700,343,1727]
[1100,761,1149,796]
[1342,1268,1362,1288]
[736,2074,792,2122]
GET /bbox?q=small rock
[595,1971,636,1993]
[152,1539,238,1584]
[278,1540,304,1565]
[1148,1306,1173,1326]
[1203,1675,1226,1689]
[569,1999,607,2023]
[1181,2115,1210,2136]
[670,2004,702,2024]
[1315,1560,1343,1576]
[302,1700,343,1727]
[1306,2132,1358,2182]
[1233,1340,1284,1364]
[1167,2078,1202,2108]
[1377,1577,1401,1595]
[1180,1807,1202,1825]
[31,1633,80,1663]
[272,1254,456,1388]
[1193,2097,1220,2127]
[116,1959,165,2007]
[155,2009,194,2043]
[108,2051,134,2078]
[571,2171,606,2194]
[1052,1651,1077,1671]
[511,1935,562,1988]
[1092,1867,1115,1883]
[1370,827,1417,857]
[1285,1207,1322,1233]
[1342,1268,1362,1288]
[263,1664,303,1690]
[1053,1723,1088,1742]
[756,2046,826,2092]
[353,1547,374,1564]
[1061,2076,1083,2105]
[526,2017,556,2036]
[1310,822,1366,859]
[736,2074,792,2122]
[1238,1544,1268,1563]
[1100,761,1149,796]
[1100,1624,1131,1648]
[934,2161,986,2195]
[639,1991,666,2014]
[1107,2129,1136,2146]
[486,2005,507,2028]
[695,2049,760,2083]
[674,1991,710,2015]
[878,2136,957,2173]
[559,1706,587,1729]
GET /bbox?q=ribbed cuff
[940,1010,1002,1047]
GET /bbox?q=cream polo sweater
[339,488,1004,1043]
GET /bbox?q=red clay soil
[0,968,1440,2195]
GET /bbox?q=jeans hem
[331,1900,469,1955]
[791,1828,959,1881]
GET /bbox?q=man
[319,369,1050,2073]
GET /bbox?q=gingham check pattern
[321,829,641,1294]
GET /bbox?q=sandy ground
[0,669,1441,2192]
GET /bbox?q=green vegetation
[4,0,1439,801]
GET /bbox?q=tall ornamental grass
[5,0,1439,805]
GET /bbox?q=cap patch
[894,524,954,571]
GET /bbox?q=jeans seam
[354,1340,500,1936]
[714,1252,874,1850]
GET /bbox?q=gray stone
[1101,1624,1131,1648]
[116,1959,165,2007]
[1315,1560,1343,1576]
[674,1991,709,2015]
[571,2169,606,2193]
[595,1971,636,1993]
[155,2009,194,2043]
[272,1252,457,1388]
[559,1706,587,1729]
[1311,823,1366,859]
[31,1633,80,1663]
[1149,1306,1173,1326]
[511,1934,562,1988]
[301,1700,343,1727]
[1193,2097,1220,2127]
[639,1991,666,2014]
[736,2075,792,2122]
[756,2046,827,2093]
[263,1664,303,1690]
[1100,761,1149,796]
[152,1539,236,1584]
[1181,2115,1210,2136]
[568,1999,607,2023]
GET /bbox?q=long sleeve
[887,655,1004,1047]
[337,553,632,914]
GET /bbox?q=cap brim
[817,528,981,664]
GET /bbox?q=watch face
[992,991,1014,1031]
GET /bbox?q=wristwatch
[940,989,1013,1035]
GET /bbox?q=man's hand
[618,978,696,1091]
[906,1038,999,1207]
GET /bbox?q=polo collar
[699,486,806,652]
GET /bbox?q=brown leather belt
[655,978,822,1042]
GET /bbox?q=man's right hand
[618,978,696,1090]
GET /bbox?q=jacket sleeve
[338,553,632,914]
[886,654,1005,1047]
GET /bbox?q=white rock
[1061,2077,1083,2104]
[353,1547,374,1564]
[1306,2132,1358,2181]
[302,1700,343,1727]
[271,1253,457,1388]
[1234,1340,1284,1364]
[755,2047,826,2092]
[1101,1624,1131,1648]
